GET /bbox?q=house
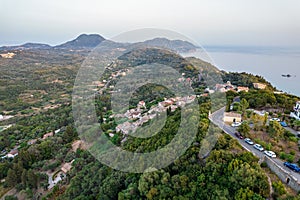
[158,100,173,107]
[125,109,141,119]
[92,81,105,87]
[54,129,61,134]
[7,149,18,158]
[252,109,268,116]
[237,86,249,93]
[116,121,132,134]
[131,111,141,119]
[27,139,37,145]
[138,101,146,108]
[61,161,73,174]
[291,101,300,120]
[43,131,54,140]
[0,52,15,58]
[0,115,13,121]
[215,81,236,93]
[205,88,215,94]
[72,140,86,151]
[223,112,242,123]
[253,83,266,90]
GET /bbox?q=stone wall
[264,156,300,191]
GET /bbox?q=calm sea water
[182,46,300,97]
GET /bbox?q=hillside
[137,38,198,53]
[0,43,51,51]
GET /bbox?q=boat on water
[282,74,292,78]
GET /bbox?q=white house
[223,112,242,123]
[7,149,18,158]
[291,101,300,120]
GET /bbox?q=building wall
[264,156,300,191]
[223,116,242,123]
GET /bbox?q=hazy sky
[1,0,300,46]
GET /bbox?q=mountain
[0,34,197,53]
[54,34,105,49]
[139,38,198,53]
[0,43,51,51]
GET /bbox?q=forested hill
[222,71,275,90]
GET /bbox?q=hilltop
[54,34,106,49]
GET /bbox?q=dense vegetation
[222,72,275,90]
[57,134,270,200]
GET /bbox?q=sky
[1,0,300,47]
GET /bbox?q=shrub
[287,154,295,163]
[42,161,61,171]
[265,143,272,151]
[279,152,287,160]
[290,150,296,156]
[272,181,286,196]
[260,162,267,168]
[289,136,298,143]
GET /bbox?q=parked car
[244,138,254,145]
[234,132,244,139]
[270,118,280,122]
[284,162,300,172]
[253,144,264,151]
[231,122,242,127]
[264,150,276,158]
[280,121,288,127]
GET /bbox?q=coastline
[182,47,300,97]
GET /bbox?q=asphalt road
[209,107,300,181]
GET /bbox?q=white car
[231,122,242,127]
[244,138,254,145]
[264,150,276,158]
[270,118,280,122]
[253,144,264,151]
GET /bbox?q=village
[112,95,196,142]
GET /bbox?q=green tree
[4,196,18,200]
[240,98,249,116]
[237,122,251,137]
[62,126,77,143]
[234,187,255,200]
[6,169,18,187]
[27,169,38,189]
[263,113,268,127]
[272,181,286,198]
[293,120,300,131]
[268,121,284,139]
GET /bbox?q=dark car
[284,162,300,172]
[235,132,243,139]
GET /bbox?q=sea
[182,46,300,97]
